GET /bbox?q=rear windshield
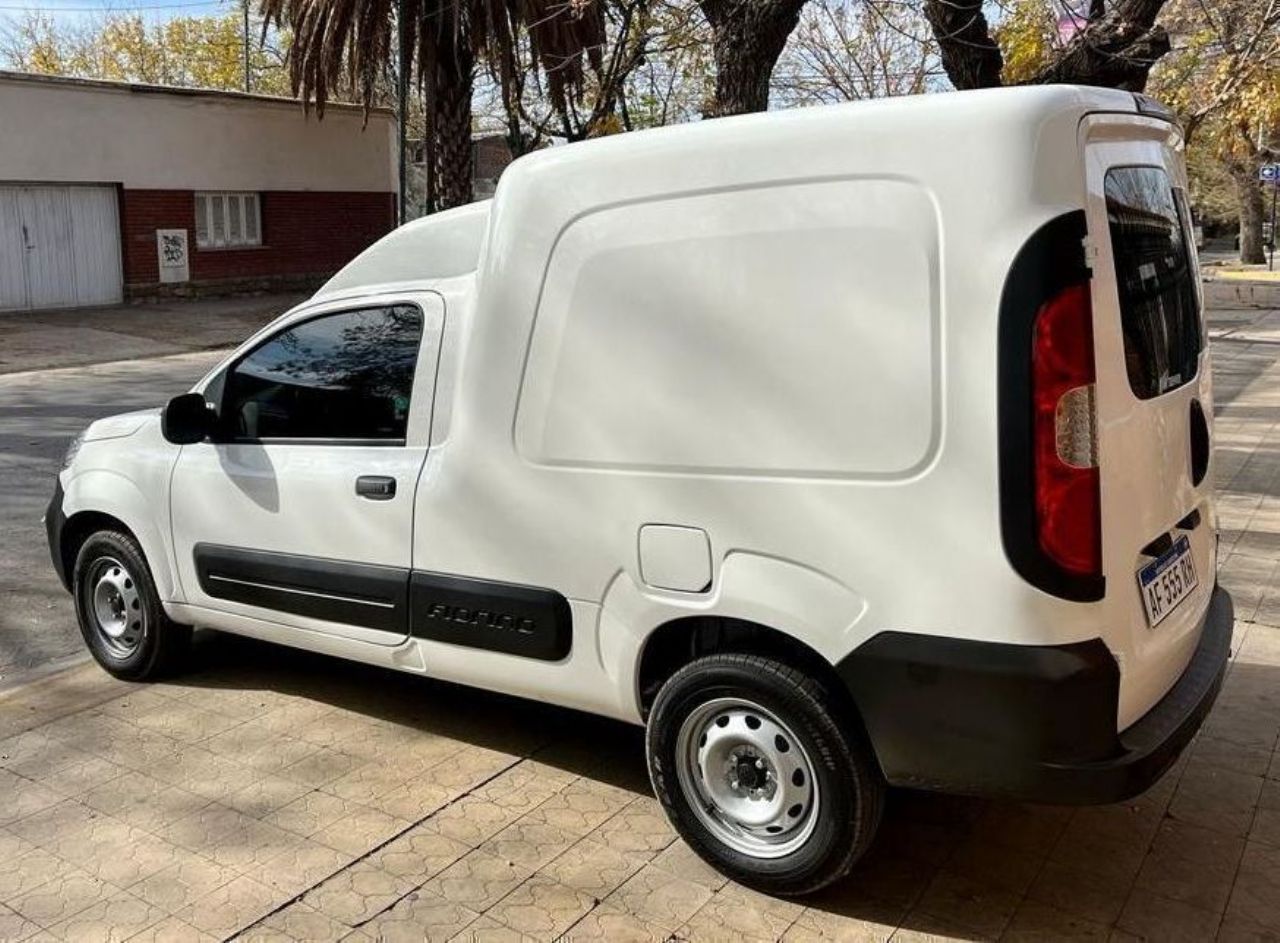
[1104,166,1203,400]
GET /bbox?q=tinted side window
[1104,167,1203,399]
[223,305,423,441]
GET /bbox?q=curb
[1203,279,1280,309]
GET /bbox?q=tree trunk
[923,0,1003,90]
[922,0,1173,93]
[700,0,807,117]
[1234,163,1267,265]
[430,46,474,212]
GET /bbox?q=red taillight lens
[1032,282,1100,577]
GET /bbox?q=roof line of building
[0,69,394,117]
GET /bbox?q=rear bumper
[836,586,1233,804]
[45,478,71,592]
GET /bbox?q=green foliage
[994,0,1056,84]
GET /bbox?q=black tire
[646,653,883,896]
[72,528,191,681]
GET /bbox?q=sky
[0,0,239,25]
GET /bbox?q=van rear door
[1081,113,1217,731]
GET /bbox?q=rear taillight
[1032,282,1101,578]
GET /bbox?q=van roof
[318,85,1150,296]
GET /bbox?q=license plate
[1138,535,1198,627]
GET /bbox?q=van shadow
[154,629,1280,941]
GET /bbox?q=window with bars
[194,192,261,248]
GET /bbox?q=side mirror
[161,393,215,445]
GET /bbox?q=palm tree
[259,0,605,210]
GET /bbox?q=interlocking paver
[47,891,165,942]
[81,774,209,835]
[1224,840,1280,934]
[0,847,69,901]
[1133,818,1245,913]
[606,863,713,931]
[782,897,903,943]
[483,874,594,938]
[361,889,479,942]
[1026,859,1129,926]
[8,865,115,927]
[1115,887,1222,942]
[129,850,237,915]
[679,884,804,942]
[311,805,409,857]
[562,904,668,942]
[277,748,366,790]
[538,838,641,898]
[223,775,313,821]
[424,851,533,914]
[915,868,1022,938]
[0,776,64,827]
[999,899,1108,942]
[0,904,41,943]
[589,796,676,861]
[176,874,279,938]
[247,838,352,899]
[302,858,414,927]
[446,914,531,942]
[248,902,350,942]
[367,823,469,887]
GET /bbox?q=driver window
[222,305,424,442]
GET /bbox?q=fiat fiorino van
[47,85,1233,894]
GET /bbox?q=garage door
[0,185,122,311]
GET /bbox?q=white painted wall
[0,74,396,193]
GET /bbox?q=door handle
[355,475,396,500]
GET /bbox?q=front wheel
[646,653,883,896]
[73,528,191,681]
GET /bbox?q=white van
[47,85,1232,894]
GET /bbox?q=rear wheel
[646,653,883,895]
[73,529,191,681]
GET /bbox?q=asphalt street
[0,352,224,686]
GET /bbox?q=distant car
[47,86,1232,897]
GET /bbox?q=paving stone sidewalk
[0,298,1278,942]
[0,294,305,376]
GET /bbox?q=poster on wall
[156,229,190,284]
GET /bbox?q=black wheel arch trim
[45,478,71,592]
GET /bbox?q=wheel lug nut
[755,759,764,769]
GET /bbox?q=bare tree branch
[921,0,1002,89]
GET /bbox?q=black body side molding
[410,571,572,662]
[997,210,1105,602]
[191,543,573,660]
[194,543,409,634]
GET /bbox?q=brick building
[0,71,397,310]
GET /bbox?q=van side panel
[515,179,940,478]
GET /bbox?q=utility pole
[242,0,251,92]
[396,0,407,225]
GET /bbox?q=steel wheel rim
[86,556,145,658]
[674,697,820,859]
